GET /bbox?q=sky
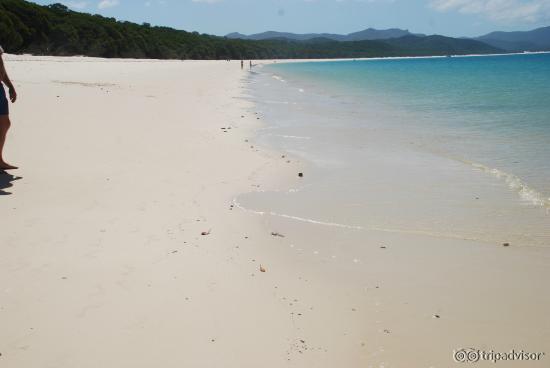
[30,0,550,37]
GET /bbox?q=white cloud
[145,0,166,6]
[430,0,550,22]
[62,1,88,9]
[98,0,120,9]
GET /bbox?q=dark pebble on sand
[298,173,304,178]
[503,243,510,247]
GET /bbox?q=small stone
[259,265,266,273]
[271,232,285,238]
[433,314,441,319]
[298,173,304,178]
[502,243,510,247]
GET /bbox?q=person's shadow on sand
[0,171,21,195]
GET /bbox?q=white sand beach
[1,55,549,368]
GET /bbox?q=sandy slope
[0,56,310,367]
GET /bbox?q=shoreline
[6,49,550,65]
[247,54,550,247]
[237,56,550,366]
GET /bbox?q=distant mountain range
[475,26,550,52]
[227,26,550,52]
[226,28,424,42]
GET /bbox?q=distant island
[475,27,550,52]
[226,28,426,42]
[2,0,547,60]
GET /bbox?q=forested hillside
[0,0,502,59]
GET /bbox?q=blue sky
[30,0,550,37]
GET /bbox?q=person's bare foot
[0,162,18,170]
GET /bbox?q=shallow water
[240,54,550,247]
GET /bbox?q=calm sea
[241,53,550,246]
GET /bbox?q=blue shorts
[0,85,8,116]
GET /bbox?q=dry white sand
[0,55,549,368]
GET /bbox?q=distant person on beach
[249,60,252,70]
[0,45,18,170]
[241,60,244,69]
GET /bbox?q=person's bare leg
[0,115,17,170]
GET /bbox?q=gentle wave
[421,145,550,210]
[273,134,312,140]
[272,74,286,82]
[232,198,487,241]
[264,100,290,105]
[468,161,550,209]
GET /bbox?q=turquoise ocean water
[242,53,550,246]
